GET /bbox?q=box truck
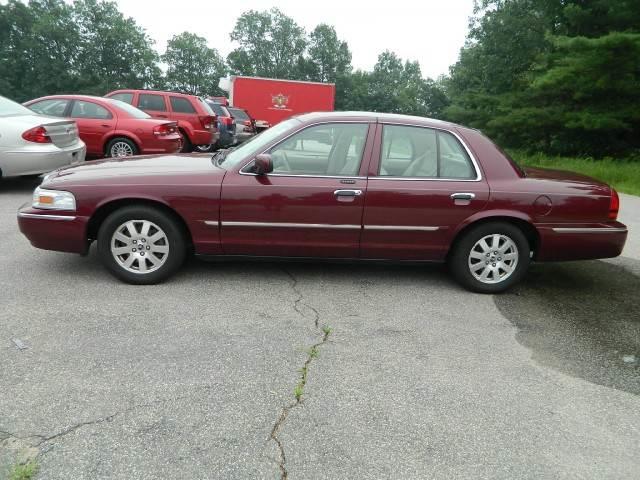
[218,76,335,128]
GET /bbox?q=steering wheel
[272,150,292,172]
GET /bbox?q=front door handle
[334,189,362,197]
[450,192,475,200]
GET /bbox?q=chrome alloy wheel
[110,141,134,157]
[468,234,519,284]
[194,144,213,152]
[110,220,169,274]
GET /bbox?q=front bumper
[0,144,85,178]
[536,221,628,261]
[17,203,89,254]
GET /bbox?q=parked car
[105,90,218,153]
[17,112,627,293]
[254,119,270,133]
[0,95,85,179]
[226,107,256,144]
[202,99,236,151]
[25,95,182,158]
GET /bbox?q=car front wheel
[97,206,187,284]
[449,222,530,293]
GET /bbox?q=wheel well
[103,135,139,155]
[447,216,540,260]
[86,198,194,248]
[178,127,192,144]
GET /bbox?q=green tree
[227,8,307,79]
[71,0,161,94]
[306,24,352,82]
[446,0,640,156]
[162,32,226,96]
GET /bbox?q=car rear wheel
[97,206,187,284]
[106,137,138,158]
[449,222,530,293]
[179,130,192,153]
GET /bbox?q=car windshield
[217,118,301,169]
[229,108,249,121]
[0,96,35,117]
[106,99,150,119]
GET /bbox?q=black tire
[179,129,192,153]
[97,205,187,285]
[105,137,138,158]
[449,222,530,294]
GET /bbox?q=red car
[25,95,182,158]
[105,89,218,152]
[17,112,627,293]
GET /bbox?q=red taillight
[199,115,216,130]
[222,116,234,127]
[153,123,177,136]
[609,188,620,220]
[22,126,51,143]
[243,120,252,127]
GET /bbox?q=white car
[0,95,86,179]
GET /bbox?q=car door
[361,123,489,260]
[220,122,375,258]
[68,100,116,156]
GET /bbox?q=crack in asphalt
[0,391,206,454]
[269,329,331,480]
[268,269,332,479]
[284,268,320,328]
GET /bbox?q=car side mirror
[254,154,273,175]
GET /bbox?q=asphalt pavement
[1,177,638,479]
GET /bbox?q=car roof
[293,111,461,129]
[109,89,199,98]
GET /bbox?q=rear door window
[170,96,196,114]
[379,125,476,179]
[70,100,112,119]
[138,94,167,112]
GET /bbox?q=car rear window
[138,94,167,112]
[228,108,249,121]
[105,99,150,119]
[108,92,134,104]
[170,96,196,114]
[198,97,215,115]
[206,101,227,116]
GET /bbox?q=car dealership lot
[1,178,639,479]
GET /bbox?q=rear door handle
[334,189,362,197]
[450,193,475,200]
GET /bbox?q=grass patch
[510,151,640,196]
[9,460,38,480]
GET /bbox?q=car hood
[45,153,224,186]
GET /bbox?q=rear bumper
[536,221,628,261]
[0,144,85,178]
[17,203,88,254]
[190,129,218,146]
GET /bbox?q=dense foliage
[446,0,640,156]
[1,0,637,158]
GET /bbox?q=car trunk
[42,121,79,148]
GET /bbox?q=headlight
[32,187,76,210]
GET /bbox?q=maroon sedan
[17,112,627,293]
[25,95,182,158]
